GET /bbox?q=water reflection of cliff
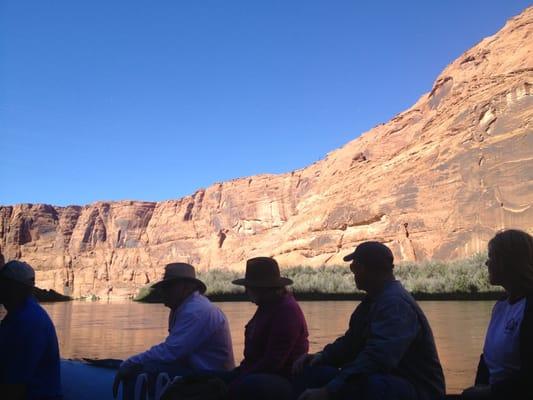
[42,301,493,393]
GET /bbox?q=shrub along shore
[136,253,504,302]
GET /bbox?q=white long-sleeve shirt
[122,292,235,371]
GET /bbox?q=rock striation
[1,8,532,298]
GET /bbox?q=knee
[299,365,339,387]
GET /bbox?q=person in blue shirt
[0,260,62,400]
[463,229,533,400]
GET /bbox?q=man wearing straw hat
[0,260,62,400]
[113,262,234,399]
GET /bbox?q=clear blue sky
[1,0,530,206]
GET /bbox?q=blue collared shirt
[0,296,62,399]
[122,291,235,371]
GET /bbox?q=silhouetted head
[232,257,292,305]
[152,263,206,309]
[486,229,533,294]
[344,241,395,293]
[158,279,203,309]
[0,260,35,308]
[244,286,288,305]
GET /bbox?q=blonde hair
[489,229,533,293]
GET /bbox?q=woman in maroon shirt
[230,256,309,399]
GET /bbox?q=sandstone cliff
[1,8,532,298]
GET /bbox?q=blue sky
[1,0,530,206]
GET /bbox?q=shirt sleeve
[320,318,362,368]
[320,301,370,367]
[326,297,420,396]
[122,305,219,367]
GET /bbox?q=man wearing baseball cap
[0,260,62,399]
[293,241,445,400]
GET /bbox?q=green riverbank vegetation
[136,253,504,302]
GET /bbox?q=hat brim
[343,252,356,262]
[231,277,293,287]
[152,277,207,294]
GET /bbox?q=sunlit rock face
[1,7,532,298]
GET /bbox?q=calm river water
[36,300,493,394]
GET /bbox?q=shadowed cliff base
[135,253,504,302]
[33,287,71,302]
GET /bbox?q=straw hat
[152,263,206,293]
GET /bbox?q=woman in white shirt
[463,229,533,400]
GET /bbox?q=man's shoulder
[189,292,219,308]
[182,293,227,320]
[12,297,46,318]
[373,282,419,313]
[379,281,414,301]
[3,298,54,335]
[26,299,56,330]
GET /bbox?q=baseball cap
[343,241,394,269]
[0,260,36,287]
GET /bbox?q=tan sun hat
[152,263,206,293]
